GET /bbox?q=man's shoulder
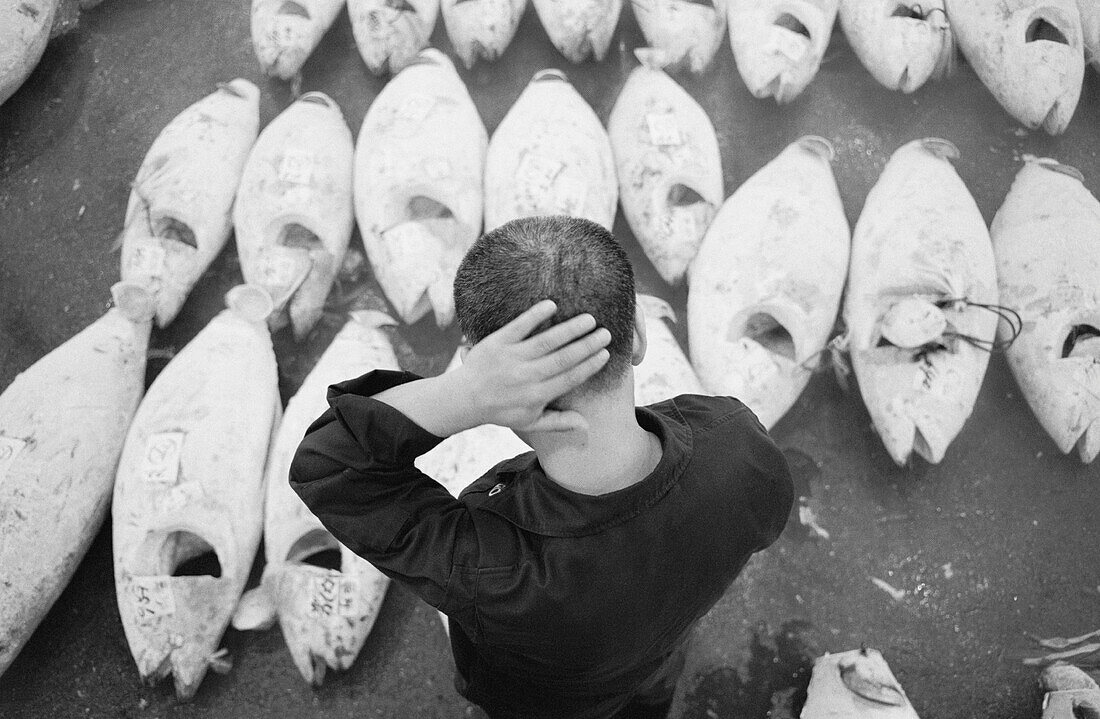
[654,394,763,436]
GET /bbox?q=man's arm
[289,300,611,608]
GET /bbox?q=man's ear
[631,300,647,366]
[458,343,471,363]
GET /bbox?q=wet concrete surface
[1,1,1099,717]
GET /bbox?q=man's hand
[453,300,611,433]
[370,300,611,438]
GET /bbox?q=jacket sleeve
[289,369,469,609]
[740,410,795,551]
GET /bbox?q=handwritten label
[397,94,436,126]
[129,242,166,278]
[337,577,361,617]
[768,27,809,62]
[140,431,185,484]
[517,153,564,196]
[278,150,314,185]
[646,112,682,147]
[0,436,27,480]
[130,576,176,625]
[309,575,361,620]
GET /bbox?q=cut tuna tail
[798,134,835,161]
[533,67,569,82]
[226,284,276,324]
[919,136,959,160]
[633,46,672,68]
[1080,419,1100,464]
[112,281,158,324]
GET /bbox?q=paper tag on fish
[309,575,341,619]
[554,177,587,216]
[337,577,361,618]
[767,27,809,61]
[129,242,166,278]
[130,576,176,624]
[646,112,682,147]
[0,436,27,481]
[397,94,436,126]
[517,153,564,195]
[665,208,697,242]
[278,150,314,186]
[140,432,186,485]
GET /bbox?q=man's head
[454,216,637,396]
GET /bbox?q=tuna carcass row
[121,80,260,328]
[0,284,154,678]
[992,157,1100,463]
[234,91,354,341]
[232,311,399,684]
[688,136,849,429]
[485,69,617,231]
[844,138,998,465]
[112,285,280,700]
[355,49,487,327]
[608,50,723,285]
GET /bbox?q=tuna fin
[1025,155,1086,183]
[111,282,157,324]
[797,135,835,162]
[231,586,278,631]
[636,294,677,324]
[533,68,569,83]
[633,47,671,70]
[931,23,957,80]
[207,648,233,675]
[919,138,959,161]
[438,609,450,637]
[1079,420,1099,464]
[348,309,399,329]
[827,333,852,393]
[428,280,456,327]
[299,91,337,110]
[225,284,275,323]
[838,648,907,706]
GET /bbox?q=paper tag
[140,431,186,484]
[768,27,809,61]
[646,112,682,147]
[0,436,27,480]
[397,94,436,126]
[517,153,564,195]
[337,577,361,618]
[424,157,452,180]
[278,150,314,185]
[554,177,587,216]
[665,208,697,242]
[129,242,166,278]
[309,575,340,619]
[130,576,176,624]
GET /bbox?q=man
[290,215,793,719]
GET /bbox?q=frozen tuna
[801,647,920,718]
[630,0,728,73]
[0,0,57,106]
[991,157,1100,463]
[945,0,1084,134]
[727,0,838,103]
[838,0,955,93]
[1081,0,1100,70]
[485,69,617,231]
[348,0,438,74]
[232,311,398,684]
[607,51,722,284]
[634,294,703,405]
[112,285,280,700]
[0,283,153,678]
[688,136,849,429]
[441,0,526,68]
[355,49,486,326]
[121,80,260,328]
[250,0,346,80]
[531,0,622,62]
[844,138,998,465]
[234,92,354,341]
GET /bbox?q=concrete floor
[1,1,1099,717]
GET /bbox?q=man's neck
[522,376,662,496]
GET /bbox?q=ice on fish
[844,138,997,465]
[485,68,617,231]
[608,49,722,285]
[0,283,154,678]
[232,311,399,684]
[121,79,260,328]
[838,0,955,93]
[355,49,487,326]
[802,647,920,718]
[629,0,729,73]
[112,285,280,700]
[0,0,58,106]
[945,0,1084,134]
[634,294,704,405]
[727,0,838,103]
[688,136,849,429]
[348,0,439,74]
[234,91,354,341]
[250,0,346,80]
[531,0,623,62]
[991,157,1100,463]
[440,0,526,68]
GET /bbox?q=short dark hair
[453,216,636,395]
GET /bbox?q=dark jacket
[290,370,793,719]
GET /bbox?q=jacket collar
[462,401,694,538]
